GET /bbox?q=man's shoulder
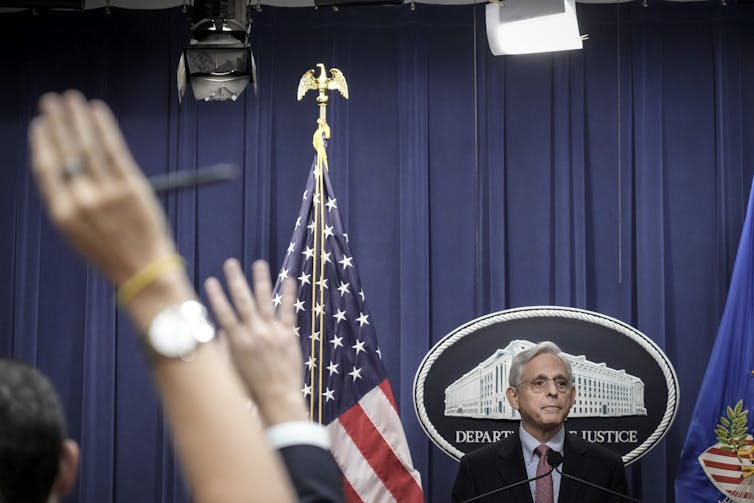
[461,434,519,463]
[565,431,623,463]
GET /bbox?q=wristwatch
[145,300,216,359]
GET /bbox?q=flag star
[337,281,350,296]
[352,340,366,355]
[272,293,283,307]
[301,384,312,397]
[343,233,349,242]
[295,217,302,229]
[305,356,317,370]
[333,309,347,323]
[310,331,320,342]
[327,361,340,375]
[313,303,324,316]
[348,366,363,381]
[278,268,289,280]
[322,251,332,264]
[316,278,329,290]
[313,166,321,177]
[326,197,337,211]
[330,335,343,349]
[323,387,335,401]
[359,290,365,301]
[302,190,308,201]
[376,348,382,359]
[338,255,353,270]
[323,225,334,239]
[287,242,295,255]
[356,312,370,327]
[298,271,311,285]
[293,326,301,337]
[294,298,305,313]
[303,246,315,260]
[307,221,316,232]
[313,193,320,205]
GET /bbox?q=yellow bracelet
[117,254,185,305]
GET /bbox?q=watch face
[147,301,215,359]
[149,315,197,358]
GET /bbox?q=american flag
[273,153,424,503]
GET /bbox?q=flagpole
[316,132,325,424]
[297,63,349,423]
[280,65,422,501]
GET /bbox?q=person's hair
[0,358,66,503]
[508,341,573,388]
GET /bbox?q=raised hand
[204,259,308,427]
[29,90,175,287]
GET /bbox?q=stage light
[485,0,583,56]
[178,0,256,103]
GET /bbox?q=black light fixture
[178,0,256,103]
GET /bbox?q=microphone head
[547,450,563,469]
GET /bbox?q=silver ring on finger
[62,159,85,182]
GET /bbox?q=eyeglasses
[518,377,572,393]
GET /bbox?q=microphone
[459,457,557,503]
[148,163,241,193]
[547,451,642,503]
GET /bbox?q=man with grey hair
[452,341,628,503]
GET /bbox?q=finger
[89,99,141,182]
[38,93,80,172]
[224,258,258,324]
[278,277,297,330]
[65,91,107,183]
[203,276,240,333]
[251,260,275,321]
[29,117,72,220]
[40,92,100,207]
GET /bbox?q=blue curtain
[1,2,753,502]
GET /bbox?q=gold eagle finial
[297,63,349,102]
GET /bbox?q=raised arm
[28,90,295,503]
[205,260,346,503]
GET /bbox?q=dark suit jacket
[451,430,628,503]
[279,444,346,503]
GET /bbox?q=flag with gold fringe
[675,178,754,502]
[273,140,424,502]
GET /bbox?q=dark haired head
[0,358,66,503]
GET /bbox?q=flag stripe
[708,447,751,456]
[329,417,394,502]
[703,459,745,471]
[379,379,399,411]
[340,401,425,502]
[710,474,748,484]
[362,381,423,487]
[341,476,364,503]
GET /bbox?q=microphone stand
[459,467,555,503]
[547,451,642,503]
